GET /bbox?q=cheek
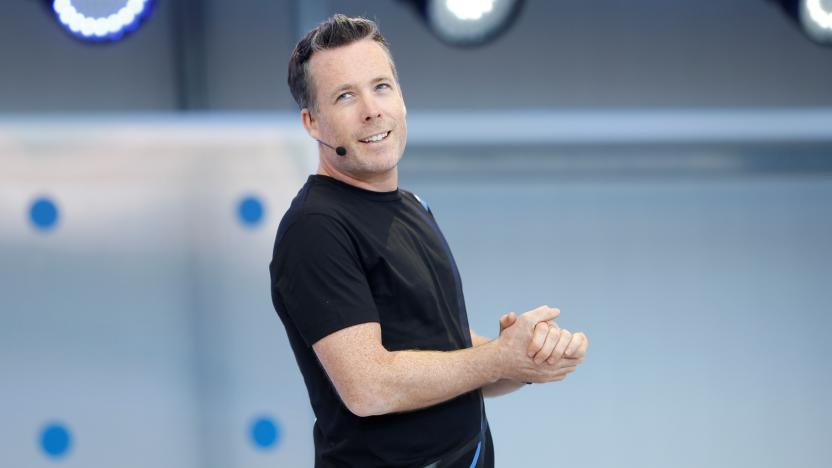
[397,119,408,141]
[322,115,349,139]
[398,126,407,146]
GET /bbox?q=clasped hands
[496,305,588,384]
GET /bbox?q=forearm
[470,329,527,398]
[369,340,503,415]
[482,378,526,397]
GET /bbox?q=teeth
[361,131,389,143]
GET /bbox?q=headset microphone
[317,139,347,157]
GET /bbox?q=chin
[352,154,400,175]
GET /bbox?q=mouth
[358,130,391,144]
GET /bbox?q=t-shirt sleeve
[273,213,379,347]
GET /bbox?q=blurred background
[1,0,831,467]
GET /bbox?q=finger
[553,329,572,361]
[555,365,577,375]
[558,356,584,367]
[548,366,575,382]
[527,322,549,357]
[578,333,589,358]
[533,325,560,365]
[522,305,560,325]
[552,355,582,365]
[567,332,589,359]
[565,333,584,357]
[546,329,573,364]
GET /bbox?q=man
[270,14,589,467]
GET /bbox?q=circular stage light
[50,0,155,43]
[800,0,832,44]
[776,0,832,46]
[409,0,526,47]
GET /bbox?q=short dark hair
[287,14,398,111]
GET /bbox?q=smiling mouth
[359,131,391,144]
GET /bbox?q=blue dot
[40,423,71,458]
[238,196,264,227]
[250,416,280,449]
[30,197,59,231]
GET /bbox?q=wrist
[490,337,532,384]
[485,336,509,383]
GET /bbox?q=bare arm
[313,322,504,417]
[471,329,527,398]
[313,306,572,417]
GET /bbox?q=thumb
[499,311,517,332]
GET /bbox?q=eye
[336,92,353,101]
[376,83,391,90]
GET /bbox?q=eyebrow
[329,76,393,100]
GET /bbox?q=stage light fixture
[776,0,832,46]
[49,0,155,43]
[403,0,526,47]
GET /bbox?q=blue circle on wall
[238,196,264,227]
[250,416,280,450]
[40,423,72,458]
[30,197,59,231]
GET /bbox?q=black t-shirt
[269,174,483,467]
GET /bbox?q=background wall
[2,0,832,112]
[1,1,831,467]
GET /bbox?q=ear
[301,107,319,140]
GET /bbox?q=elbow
[341,395,369,418]
[340,354,397,417]
[343,391,387,418]
[341,384,394,417]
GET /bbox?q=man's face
[302,38,407,178]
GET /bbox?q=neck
[317,159,398,192]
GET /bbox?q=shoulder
[288,178,351,220]
[276,212,352,254]
[400,188,433,215]
[275,180,354,247]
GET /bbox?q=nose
[361,96,382,122]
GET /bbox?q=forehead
[308,38,394,94]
